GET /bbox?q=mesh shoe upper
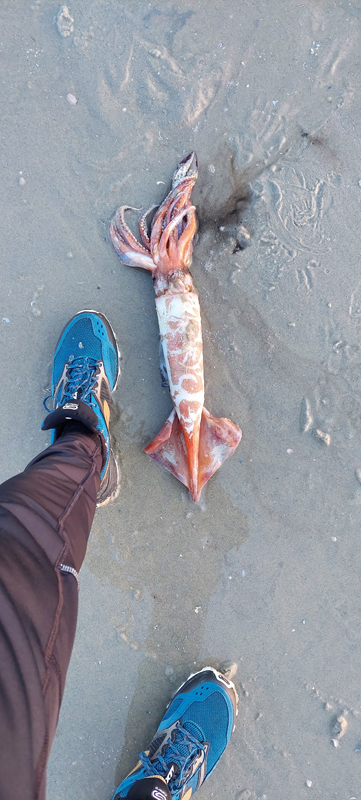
[43,311,120,501]
[52,315,118,391]
[113,667,238,800]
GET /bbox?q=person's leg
[112,667,238,800]
[0,310,120,800]
[0,428,102,800]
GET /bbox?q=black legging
[0,431,101,799]
[0,429,173,800]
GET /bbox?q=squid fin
[197,408,242,495]
[144,410,190,489]
[144,408,242,499]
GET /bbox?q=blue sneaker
[42,310,120,506]
[112,667,238,800]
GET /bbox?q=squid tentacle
[114,206,151,255]
[138,205,158,249]
[177,208,197,265]
[150,183,195,263]
[158,206,196,266]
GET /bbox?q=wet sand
[1,1,361,798]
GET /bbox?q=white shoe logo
[63,403,79,410]
[165,765,176,782]
[152,789,168,800]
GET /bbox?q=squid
[110,152,242,501]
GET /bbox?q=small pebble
[18,176,26,186]
[56,5,74,37]
[220,661,238,680]
[306,779,312,788]
[66,252,73,259]
[208,164,215,173]
[331,536,337,542]
[2,318,10,323]
[314,429,331,446]
[287,448,293,454]
[235,224,251,250]
[331,738,340,748]
[331,714,348,739]
[67,93,77,106]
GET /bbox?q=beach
[1,1,361,798]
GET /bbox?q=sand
[1,1,361,798]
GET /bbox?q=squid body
[110,152,242,501]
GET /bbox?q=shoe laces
[43,357,101,412]
[139,721,206,791]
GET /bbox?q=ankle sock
[61,420,101,445]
